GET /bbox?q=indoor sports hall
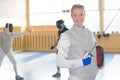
[0,0,120,80]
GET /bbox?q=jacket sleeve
[12,31,28,38]
[56,33,84,69]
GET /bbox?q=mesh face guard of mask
[5,23,13,32]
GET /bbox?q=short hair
[71,4,85,15]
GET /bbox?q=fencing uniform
[56,25,98,80]
[0,23,29,80]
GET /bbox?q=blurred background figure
[50,20,68,78]
[0,23,32,80]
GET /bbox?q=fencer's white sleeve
[12,32,28,38]
[56,33,84,69]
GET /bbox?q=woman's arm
[56,33,86,69]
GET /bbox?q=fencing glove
[82,53,92,66]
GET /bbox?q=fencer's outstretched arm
[12,30,32,38]
[56,33,91,69]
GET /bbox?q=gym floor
[0,51,119,80]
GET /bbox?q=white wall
[0,0,26,26]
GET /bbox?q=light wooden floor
[0,51,119,80]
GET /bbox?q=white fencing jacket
[56,26,98,80]
[0,31,28,53]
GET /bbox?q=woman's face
[71,8,85,27]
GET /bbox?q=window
[30,0,99,32]
[104,0,120,33]
[0,0,25,27]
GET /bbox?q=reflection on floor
[0,51,119,80]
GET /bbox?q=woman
[56,4,98,80]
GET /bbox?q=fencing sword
[83,42,97,58]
